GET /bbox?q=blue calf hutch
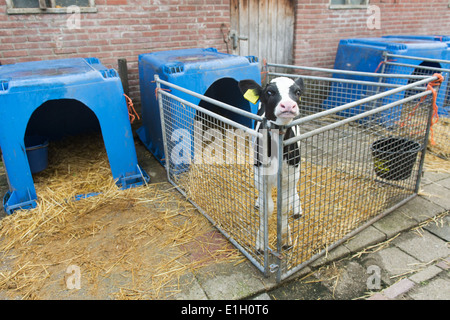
[0,57,149,214]
[382,35,450,117]
[137,47,261,164]
[382,35,450,60]
[324,37,450,121]
[333,37,449,76]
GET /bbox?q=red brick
[1,0,449,102]
[107,0,127,5]
[3,50,28,58]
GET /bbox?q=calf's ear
[238,80,262,104]
[294,77,304,93]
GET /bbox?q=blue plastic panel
[137,48,261,164]
[383,35,450,60]
[333,37,448,75]
[325,37,450,119]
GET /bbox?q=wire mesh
[158,89,268,272]
[278,91,432,280]
[156,69,436,282]
[382,54,450,161]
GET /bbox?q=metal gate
[155,77,270,274]
[155,67,442,282]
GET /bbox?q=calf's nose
[280,100,297,112]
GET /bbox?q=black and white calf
[239,77,304,252]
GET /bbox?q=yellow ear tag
[243,89,259,104]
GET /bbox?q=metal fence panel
[156,79,270,274]
[156,69,437,282]
[277,87,433,281]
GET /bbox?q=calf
[239,77,304,252]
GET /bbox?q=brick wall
[0,0,230,105]
[294,0,450,69]
[1,0,450,106]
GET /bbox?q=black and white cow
[239,77,304,252]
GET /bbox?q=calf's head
[239,77,304,126]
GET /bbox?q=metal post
[415,97,435,194]
[118,58,130,96]
[155,75,171,181]
[260,118,270,276]
[276,125,285,283]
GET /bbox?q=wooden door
[230,0,295,65]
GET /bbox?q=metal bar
[384,62,450,73]
[155,75,171,180]
[261,118,271,276]
[280,194,418,281]
[284,90,432,146]
[287,75,437,129]
[414,99,435,194]
[268,72,428,90]
[267,63,431,80]
[276,129,285,283]
[385,53,450,65]
[156,78,264,122]
[158,89,262,139]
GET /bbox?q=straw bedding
[426,117,450,173]
[0,134,241,300]
[178,157,412,271]
[0,117,446,298]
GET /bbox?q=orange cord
[397,73,444,145]
[374,59,397,73]
[124,94,140,124]
[154,87,171,99]
[427,73,444,145]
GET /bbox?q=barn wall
[0,0,230,105]
[293,0,450,69]
[1,0,450,106]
